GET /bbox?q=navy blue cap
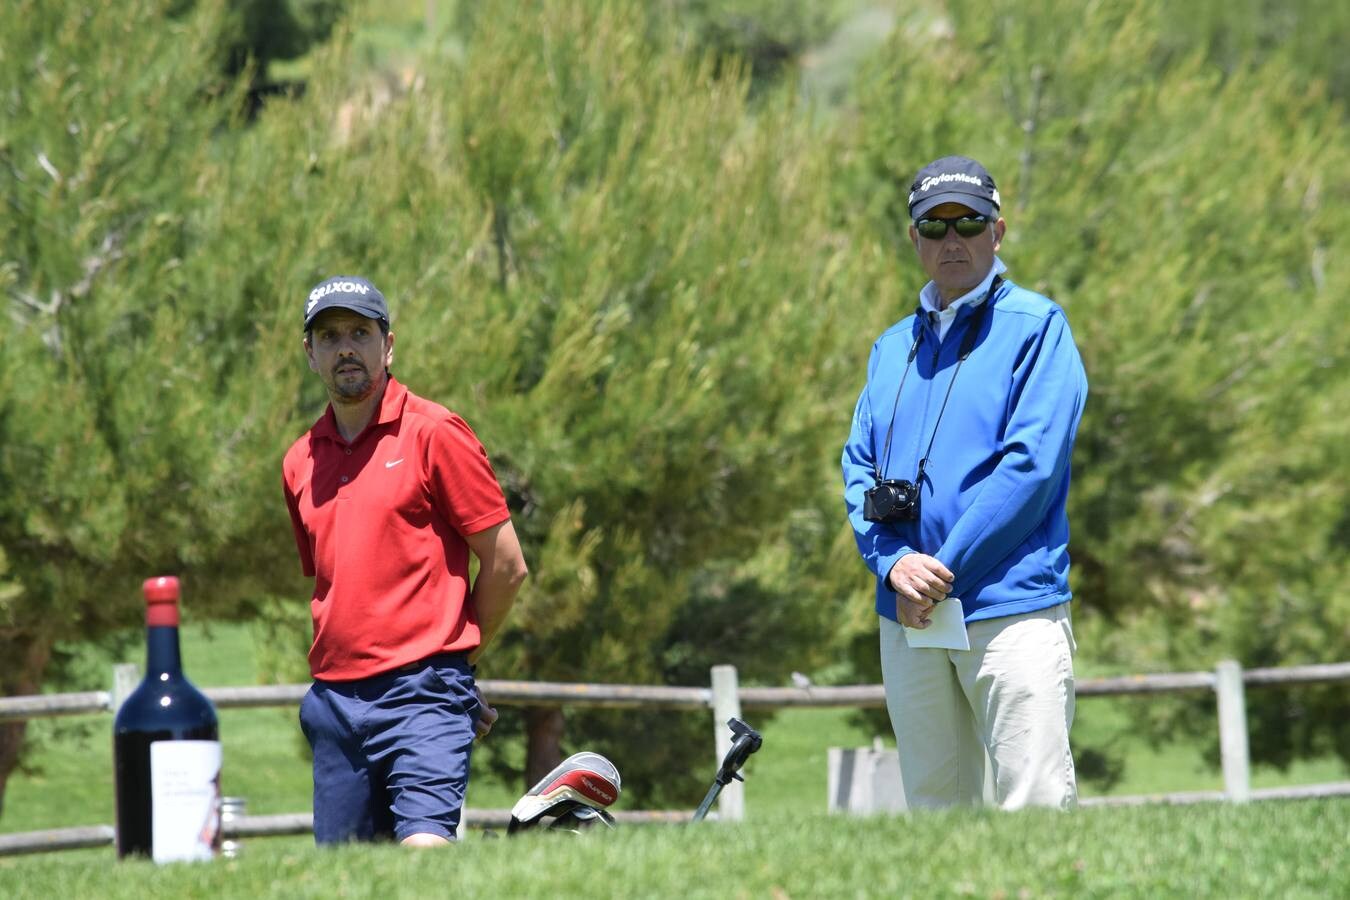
[303,275,389,330]
[908,156,1001,220]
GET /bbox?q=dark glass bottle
[113,576,221,862]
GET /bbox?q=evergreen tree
[0,0,298,811]
[283,1,861,798]
[0,0,857,804]
[836,0,1349,774]
[2,0,1346,815]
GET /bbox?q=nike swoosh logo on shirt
[385,458,404,469]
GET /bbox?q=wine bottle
[113,576,222,862]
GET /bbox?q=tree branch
[1016,65,1045,214]
[35,152,62,184]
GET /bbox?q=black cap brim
[304,299,388,330]
[911,191,998,221]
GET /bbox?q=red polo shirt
[282,377,510,680]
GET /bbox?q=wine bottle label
[150,740,223,863]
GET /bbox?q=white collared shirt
[918,256,1008,342]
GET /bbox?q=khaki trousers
[879,602,1077,811]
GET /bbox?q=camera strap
[874,336,922,482]
[873,277,1001,484]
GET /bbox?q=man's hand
[887,553,954,628]
[474,685,498,740]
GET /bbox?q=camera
[863,478,920,523]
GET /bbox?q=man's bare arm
[463,519,528,665]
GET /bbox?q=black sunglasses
[915,215,991,240]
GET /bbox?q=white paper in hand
[902,597,970,650]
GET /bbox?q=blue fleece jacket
[842,271,1087,624]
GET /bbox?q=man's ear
[304,335,319,373]
[992,217,1006,251]
[384,331,396,370]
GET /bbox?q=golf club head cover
[507,751,621,833]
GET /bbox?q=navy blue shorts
[299,654,480,844]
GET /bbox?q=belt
[396,652,468,673]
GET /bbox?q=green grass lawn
[1,625,1347,897]
[1,801,1346,899]
[1,622,1344,839]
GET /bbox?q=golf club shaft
[691,782,723,823]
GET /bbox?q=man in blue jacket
[842,155,1087,810]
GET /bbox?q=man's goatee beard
[334,373,374,401]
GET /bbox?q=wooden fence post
[1215,659,1251,803]
[110,663,140,713]
[710,664,744,821]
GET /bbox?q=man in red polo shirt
[282,275,528,846]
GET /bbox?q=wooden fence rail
[0,659,1347,856]
[4,661,1349,723]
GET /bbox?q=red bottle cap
[143,576,181,626]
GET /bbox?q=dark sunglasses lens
[916,219,948,240]
[955,217,989,237]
